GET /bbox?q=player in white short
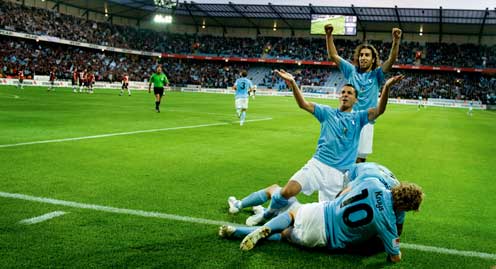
[233,70,254,126]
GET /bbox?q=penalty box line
[0,118,272,148]
[0,191,495,260]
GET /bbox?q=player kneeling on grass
[228,162,403,227]
[220,181,423,263]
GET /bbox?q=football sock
[233,226,257,238]
[240,111,246,124]
[264,212,291,232]
[239,189,269,209]
[264,190,288,219]
[267,233,281,241]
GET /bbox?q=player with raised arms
[325,24,402,163]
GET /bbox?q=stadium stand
[0,0,495,104]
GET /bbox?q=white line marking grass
[0,118,272,148]
[0,191,495,260]
[18,211,67,225]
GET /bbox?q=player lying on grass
[228,70,404,224]
[220,180,423,263]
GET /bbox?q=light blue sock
[264,190,288,219]
[267,233,282,241]
[233,226,257,238]
[264,212,291,232]
[240,111,246,122]
[240,189,268,208]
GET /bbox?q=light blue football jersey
[346,162,405,225]
[347,162,400,190]
[339,58,385,111]
[312,104,369,172]
[234,77,253,99]
[323,180,401,255]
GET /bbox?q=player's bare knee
[266,184,281,198]
[281,227,293,242]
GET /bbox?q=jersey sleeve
[313,103,332,123]
[375,67,385,85]
[338,58,354,80]
[377,213,401,255]
[164,75,169,84]
[356,109,370,127]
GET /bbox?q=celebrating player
[325,24,402,163]
[246,70,403,224]
[220,181,423,264]
[228,162,403,227]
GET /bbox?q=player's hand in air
[325,24,334,36]
[274,69,295,84]
[384,74,405,88]
[392,28,402,41]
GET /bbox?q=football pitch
[1,86,495,268]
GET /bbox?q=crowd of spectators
[1,1,495,68]
[2,35,494,103]
[388,71,495,104]
[1,1,495,103]
[0,36,251,87]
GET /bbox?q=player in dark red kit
[72,68,79,93]
[120,74,131,96]
[17,68,24,89]
[79,68,86,93]
[86,71,95,94]
[48,67,56,92]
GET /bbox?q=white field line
[0,191,237,227]
[400,243,496,260]
[0,118,272,148]
[18,211,67,225]
[0,191,495,260]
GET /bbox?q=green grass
[1,86,495,268]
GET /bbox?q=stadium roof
[56,1,496,38]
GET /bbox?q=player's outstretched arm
[368,75,404,121]
[274,69,315,114]
[382,28,402,73]
[325,24,344,67]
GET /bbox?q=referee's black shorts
[153,87,164,96]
